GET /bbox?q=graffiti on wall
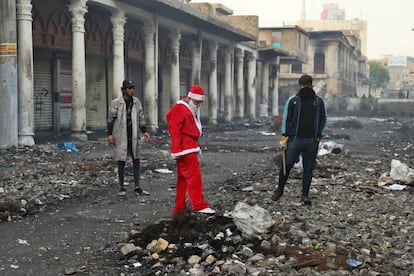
[34,88,48,116]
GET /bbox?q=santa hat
[188,85,205,101]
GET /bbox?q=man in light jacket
[107,79,150,196]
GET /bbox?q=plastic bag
[57,141,77,152]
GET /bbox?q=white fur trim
[171,147,201,159]
[188,92,204,101]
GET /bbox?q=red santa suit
[166,86,210,216]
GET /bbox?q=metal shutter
[33,51,53,131]
[86,57,107,129]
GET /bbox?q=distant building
[278,30,369,101]
[384,56,414,99]
[276,2,370,101]
[257,26,309,115]
[295,18,368,57]
[321,3,345,20]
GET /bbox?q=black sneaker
[271,190,283,201]
[301,195,311,205]
[134,187,150,196]
[118,187,126,196]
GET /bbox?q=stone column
[143,23,157,131]
[235,48,244,119]
[256,60,263,116]
[223,46,233,122]
[271,57,280,116]
[68,0,88,141]
[16,0,35,146]
[0,0,18,148]
[169,29,181,106]
[247,52,256,119]
[110,10,126,99]
[260,61,270,117]
[191,36,202,84]
[208,41,218,125]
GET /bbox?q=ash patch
[331,119,363,129]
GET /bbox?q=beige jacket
[108,95,146,161]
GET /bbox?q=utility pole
[301,0,306,21]
[0,0,18,148]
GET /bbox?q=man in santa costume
[166,85,216,216]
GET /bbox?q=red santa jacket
[166,100,202,159]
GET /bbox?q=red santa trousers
[173,152,209,215]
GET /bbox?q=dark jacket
[280,87,327,139]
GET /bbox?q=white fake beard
[189,100,199,113]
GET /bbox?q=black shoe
[301,195,311,205]
[271,190,283,201]
[134,187,150,196]
[118,187,126,196]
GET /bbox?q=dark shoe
[134,187,150,196]
[301,195,311,205]
[271,190,283,201]
[118,187,126,196]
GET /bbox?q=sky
[191,0,414,59]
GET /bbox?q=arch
[32,6,47,47]
[217,48,225,73]
[85,15,105,55]
[179,39,191,69]
[158,29,169,65]
[125,30,145,62]
[314,52,325,74]
[201,42,210,73]
[46,9,72,50]
[104,28,113,57]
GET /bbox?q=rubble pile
[0,142,115,218]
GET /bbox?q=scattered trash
[17,239,30,245]
[378,159,414,188]
[390,159,414,185]
[383,184,407,191]
[64,266,87,274]
[232,202,274,237]
[63,268,76,275]
[301,238,311,247]
[346,258,363,267]
[154,168,173,174]
[242,186,254,192]
[258,131,276,136]
[57,141,77,152]
[318,141,344,156]
[377,172,394,187]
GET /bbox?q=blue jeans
[277,137,318,196]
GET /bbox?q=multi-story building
[280,4,370,101]
[385,56,414,99]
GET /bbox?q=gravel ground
[0,116,413,275]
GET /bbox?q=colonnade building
[2,0,295,147]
